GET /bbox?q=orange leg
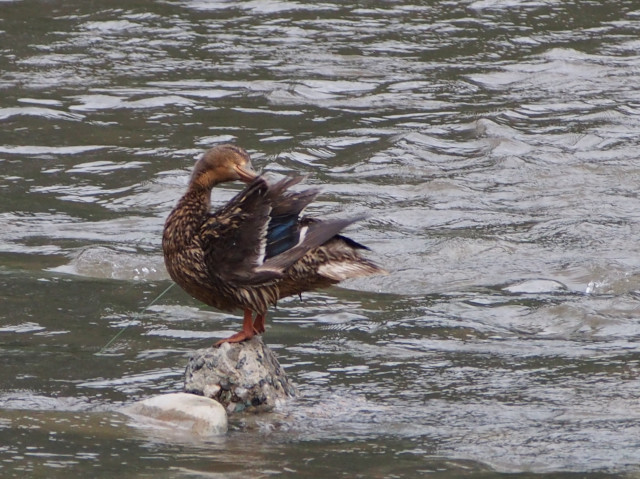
[253,314,266,334]
[215,309,256,347]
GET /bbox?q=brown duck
[162,144,386,345]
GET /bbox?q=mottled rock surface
[184,336,299,413]
[124,392,228,436]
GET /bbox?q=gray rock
[184,336,299,413]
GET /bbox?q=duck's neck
[164,186,212,247]
[184,185,212,212]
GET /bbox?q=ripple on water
[69,93,196,112]
[77,368,182,395]
[0,107,84,122]
[0,393,92,412]
[0,322,46,334]
[65,160,149,175]
[0,145,108,155]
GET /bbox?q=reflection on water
[2,0,640,477]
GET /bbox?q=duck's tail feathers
[317,258,388,282]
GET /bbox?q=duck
[162,144,387,346]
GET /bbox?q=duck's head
[190,144,257,190]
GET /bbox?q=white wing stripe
[255,207,271,266]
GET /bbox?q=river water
[2,1,640,477]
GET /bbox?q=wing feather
[200,177,276,284]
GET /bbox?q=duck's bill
[235,164,258,182]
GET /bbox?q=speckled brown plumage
[162,144,387,345]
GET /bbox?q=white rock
[502,279,567,294]
[124,392,227,436]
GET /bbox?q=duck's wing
[201,175,362,286]
[200,176,277,285]
[261,205,366,274]
[263,183,319,259]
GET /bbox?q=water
[2,0,640,477]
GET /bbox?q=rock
[184,336,299,413]
[503,279,568,294]
[123,392,228,436]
